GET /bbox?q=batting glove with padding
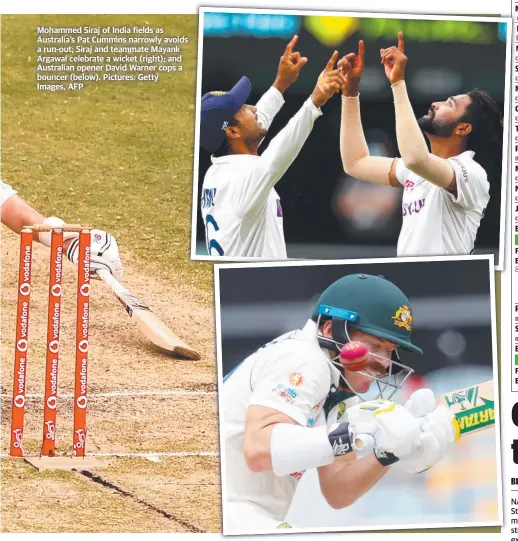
[67,229,123,281]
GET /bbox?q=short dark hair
[461,89,503,184]
[213,117,239,157]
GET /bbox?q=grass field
[2,14,211,293]
[1,14,219,533]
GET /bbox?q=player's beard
[417,111,456,138]
[245,124,268,147]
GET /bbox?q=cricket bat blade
[97,269,200,360]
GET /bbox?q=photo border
[191,7,511,271]
[214,253,503,535]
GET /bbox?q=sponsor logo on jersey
[337,402,346,420]
[450,157,468,183]
[307,417,315,426]
[289,372,304,386]
[276,199,283,217]
[404,179,415,191]
[289,472,303,481]
[332,438,350,456]
[201,188,217,209]
[312,399,324,412]
[392,305,412,331]
[402,198,425,216]
[273,383,297,403]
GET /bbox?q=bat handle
[353,433,376,453]
[96,268,127,297]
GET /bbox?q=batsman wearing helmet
[339,33,502,257]
[222,273,457,532]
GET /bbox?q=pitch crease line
[0,390,216,399]
[0,451,218,459]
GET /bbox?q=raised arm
[235,51,343,215]
[381,33,455,189]
[338,41,399,187]
[254,35,308,134]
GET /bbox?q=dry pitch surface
[1,228,220,532]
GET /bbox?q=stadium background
[195,13,508,260]
[217,258,499,528]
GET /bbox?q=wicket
[10,225,92,458]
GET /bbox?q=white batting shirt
[395,151,489,257]
[0,179,17,207]
[201,88,322,259]
[222,320,359,533]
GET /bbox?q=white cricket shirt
[396,150,489,256]
[201,87,322,259]
[222,320,358,531]
[0,179,17,207]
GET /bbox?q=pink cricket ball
[339,341,369,371]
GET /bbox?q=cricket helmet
[312,273,423,355]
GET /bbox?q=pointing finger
[358,40,365,63]
[398,32,405,53]
[283,35,299,57]
[325,50,339,72]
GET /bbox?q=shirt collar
[211,154,259,165]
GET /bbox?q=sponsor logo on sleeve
[289,372,304,386]
[451,157,468,183]
[312,399,324,412]
[276,199,283,218]
[402,198,425,216]
[272,383,297,404]
[201,188,217,209]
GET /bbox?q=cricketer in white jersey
[221,274,456,533]
[199,36,344,259]
[0,179,17,206]
[339,35,501,257]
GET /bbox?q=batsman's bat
[354,380,495,451]
[97,269,200,360]
[436,379,495,436]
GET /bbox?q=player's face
[341,329,397,394]
[234,104,268,144]
[417,94,471,138]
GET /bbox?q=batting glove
[400,404,458,474]
[67,229,123,281]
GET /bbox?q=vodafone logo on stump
[76,396,87,409]
[13,395,26,408]
[51,284,62,297]
[17,339,28,352]
[80,284,90,297]
[19,283,30,296]
[47,396,57,410]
